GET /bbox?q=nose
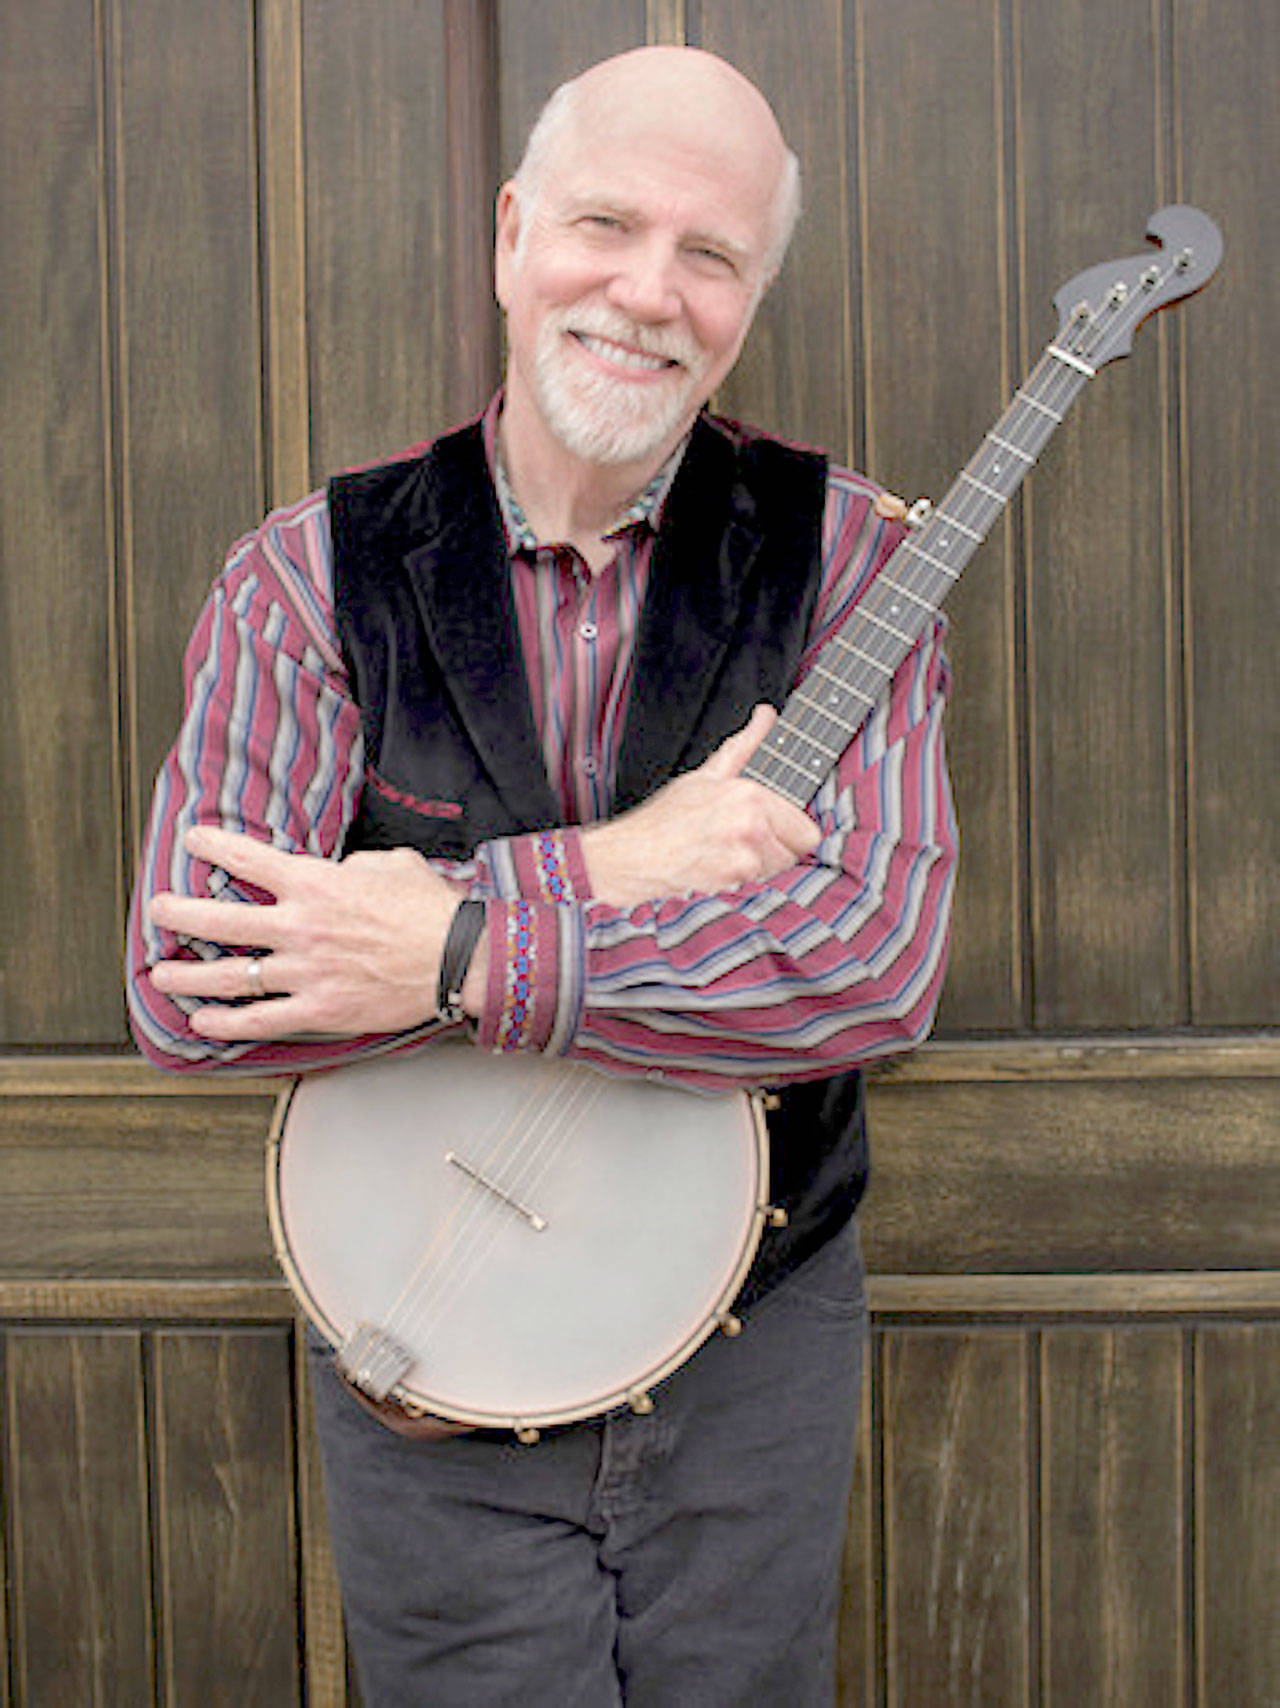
[605,239,682,322]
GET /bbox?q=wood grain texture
[882,1329,1029,1705]
[857,0,1023,1033]
[1175,2,1280,1026]
[862,1075,1280,1274]
[444,0,501,422]
[838,1328,882,1706]
[494,0,646,180]
[4,1331,153,1706]
[1040,1327,1185,1707]
[1018,2,1182,1029]
[1195,1324,1280,1706]
[153,1329,299,1706]
[703,0,854,459]
[0,1094,276,1279]
[257,0,312,507]
[115,0,266,844]
[301,0,451,475]
[0,0,124,1045]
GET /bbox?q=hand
[580,705,821,909]
[147,826,476,1041]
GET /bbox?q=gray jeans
[309,1218,868,1707]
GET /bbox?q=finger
[150,952,284,1002]
[149,891,282,949]
[184,824,297,889]
[700,704,778,781]
[188,993,319,1042]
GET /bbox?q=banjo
[268,206,1221,1440]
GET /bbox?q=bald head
[514,47,800,280]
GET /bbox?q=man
[129,45,956,1706]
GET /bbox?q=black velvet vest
[329,415,869,1302]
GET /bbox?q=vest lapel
[615,417,762,810]
[401,431,560,830]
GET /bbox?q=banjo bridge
[445,1149,549,1231]
[339,1321,414,1403]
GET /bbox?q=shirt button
[580,756,598,777]
[579,621,598,642]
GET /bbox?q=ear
[493,181,521,310]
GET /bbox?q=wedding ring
[245,956,265,999]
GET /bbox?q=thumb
[699,704,778,781]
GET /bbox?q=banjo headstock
[1051,204,1223,372]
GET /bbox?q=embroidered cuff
[481,828,592,905]
[475,899,582,1055]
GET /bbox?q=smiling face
[495,50,791,475]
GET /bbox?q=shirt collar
[481,392,688,554]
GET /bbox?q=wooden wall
[1,1,1276,1702]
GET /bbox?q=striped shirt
[126,403,958,1090]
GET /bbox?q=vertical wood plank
[257,0,312,507]
[115,0,266,837]
[882,1329,1030,1706]
[0,0,125,1044]
[301,0,452,474]
[443,0,501,423]
[1017,1,1180,1028]
[494,0,647,181]
[701,0,854,460]
[4,1331,153,1705]
[856,0,1022,1033]
[1175,0,1280,1025]
[1196,1324,1280,1706]
[294,1324,350,1708]
[1040,1327,1185,1707]
[153,1329,299,1707]
[838,1328,881,1706]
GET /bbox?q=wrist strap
[436,899,487,1023]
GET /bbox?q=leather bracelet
[436,899,487,1023]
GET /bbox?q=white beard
[532,308,707,466]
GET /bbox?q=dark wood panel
[862,1075,1280,1274]
[1018,5,1180,1029]
[4,1331,153,1706]
[857,0,1022,1033]
[0,0,124,1045]
[1195,1324,1280,1705]
[704,1,854,459]
[494,0,646,182]
[302,0,453,475]
[882,1329,1029,1705]
[116,0,266,840]
[0,1094,276,1279]
[1040,1328,1185,1707]
[153,1328,300,1706]
[837,1335,880,1705]
[1176,3,1280,1025]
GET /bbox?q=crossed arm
[145,704,817,1043]
[128,480,956,1087]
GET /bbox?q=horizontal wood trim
[868,1271,1280,1316]
[3,1030,1278,1100]
[3,1273,1279,1323]
[0,1280,291,1320]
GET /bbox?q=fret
[988,431,1035,465]
[810,660,876,706]
[876,575,937,615]
[931,511,983,544]
[858,606,915,646]
[831,633,896,675]
[777,701,845,761]
[959,470,1009,506]
[903,538,961,579]
[1014,388,1064,423]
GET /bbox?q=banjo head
[269,1042,767,1430]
